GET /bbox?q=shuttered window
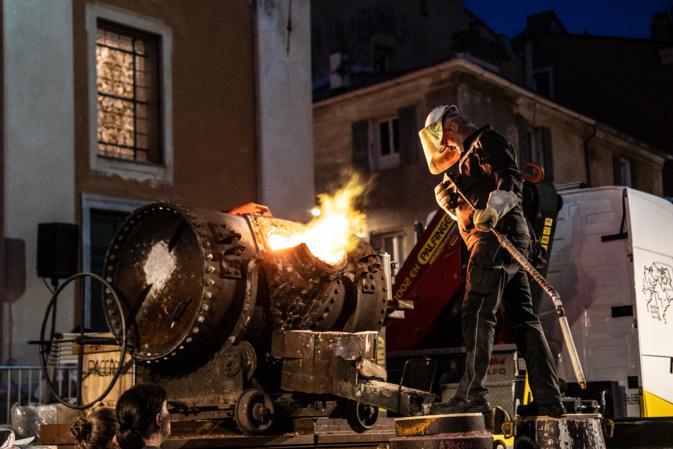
[351,104,419,172]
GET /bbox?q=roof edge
[313,56,671,162]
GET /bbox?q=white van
[542,187,673,418]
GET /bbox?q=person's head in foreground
[116,384,170,449]
[71,407,119,449]
[418,104,477,174]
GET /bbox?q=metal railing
[0,365,78,424]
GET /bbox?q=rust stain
[398,418,433,435]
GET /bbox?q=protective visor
[418,109,461,175]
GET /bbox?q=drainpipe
[584,123,598,187]
[0,0,5,363]
[250,0,261,204]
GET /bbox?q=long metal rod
[444,174,586,389]
[6,370,10,421]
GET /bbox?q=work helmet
[418,104,461,174]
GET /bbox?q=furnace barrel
[102,203,388,367]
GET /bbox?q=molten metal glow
[309,207,322,217]
[267,175,368,265]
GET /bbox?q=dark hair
[71,407,119,449]
[115,384,167,449]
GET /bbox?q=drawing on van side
[643,262,673,324]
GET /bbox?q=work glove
[434,176,460,220]
[473,207,498,231]
[434,181,452,212]
[473,190,521,231]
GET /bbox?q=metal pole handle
[494,232,586,390]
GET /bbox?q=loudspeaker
[37,223,79,279]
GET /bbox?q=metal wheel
[345,400,379,433]
[234,388,275,435]
[39,272,127,409]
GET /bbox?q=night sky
[465,0,673,38]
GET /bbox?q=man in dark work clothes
[418,105,565,417]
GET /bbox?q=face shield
[418,105,461,174]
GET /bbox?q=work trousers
[454,232,562,406]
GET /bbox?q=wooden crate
[72,333,133,406]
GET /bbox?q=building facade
[313,57,668,261]
[1,0,314,364]
[311,0,519,100]
[312,2,673,202]
[513,10,673,196]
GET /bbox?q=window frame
[532,66,554,99]
[96,20,162,164]
[373,44,392,74]
[528,128,545,167]
[81,193,148,329]
[86,4,173,183]
[615,155,634,187]
[371,116,400,171]
[370,230,406,265]
[524,125,553,181]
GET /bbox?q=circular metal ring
[39,272,127,409]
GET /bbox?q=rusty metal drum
[102,203,257,363]
[102,203,388,366]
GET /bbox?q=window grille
[96,21,161,163]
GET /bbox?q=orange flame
[267,174,368,265]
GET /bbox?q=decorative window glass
[96,21,161,163]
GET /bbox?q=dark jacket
[447,125,530,250]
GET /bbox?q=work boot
[430,397,491,415]
[517,401,566,418]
